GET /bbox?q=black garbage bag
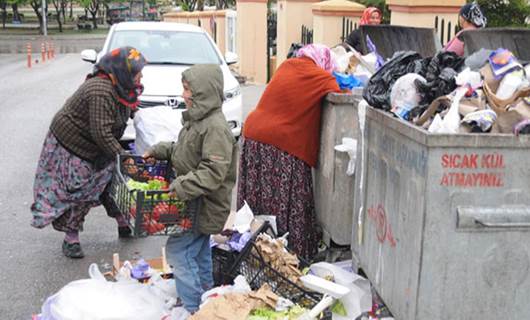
[362,51,425,110]
[415,67,459,106]
[415,51,465,106]
[421,51,464,82]
[287,43,303,59]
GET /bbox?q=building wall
[236,0,267,83]
[276,0,317,67]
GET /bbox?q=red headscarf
[360,7,382,25]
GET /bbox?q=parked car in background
[81,21,242,142]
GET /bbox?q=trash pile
[190,278,307,320]
[33,204,384,320]
[362,48,530,135]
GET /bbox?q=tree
[11,2,21,21]
[28,0,46,34]
[471,0,530,28]
[50,0,66,31]
[79,0,107,28]
[1,0,6,29]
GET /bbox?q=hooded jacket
[149,64,238,235]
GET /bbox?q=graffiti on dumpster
[367,204,397,247]
[439,153,505,188]
[379,134,428,177]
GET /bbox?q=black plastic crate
[238,243,323,308]
[109,154,200,237]
[212,221,274,286]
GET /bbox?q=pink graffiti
[367,204,396,247]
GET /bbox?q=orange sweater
[243,57,340,167]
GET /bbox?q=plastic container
[109,154,200,237]
[462,28,530,61]
[359,25,441,59]
[211,221,274,286]
[236,242,322,308]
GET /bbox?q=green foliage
[358,0,390,24]
[469,0,530,27]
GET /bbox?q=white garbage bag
[39,264,168,320]
[134,106,183,155]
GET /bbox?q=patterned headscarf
[360,7,382,26]
[460,2,487,28]
[296,44,337,73]
[88,46,147,108]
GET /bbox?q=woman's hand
[122,157,138,176]
[142,151,156,165]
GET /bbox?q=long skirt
[30,132,115,232]
[237,138,320,259]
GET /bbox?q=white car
[80,21,242,142]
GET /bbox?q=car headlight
[224,86,241,101]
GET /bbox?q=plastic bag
[334,137,358,176]
[40,264,168,320]
[333,72,363,90]
[332,46,353,74]
[461,109,497,132]
[415,51,465,106]
[309,262,372,320]
[362,51,424,110]
[200,275,252,305]
[428,87,467,134]
[390,73,426,120]
[134,106,183,155]
[496,69,525,100]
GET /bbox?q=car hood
[140,64,239,97]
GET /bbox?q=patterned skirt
[237,138,320,259]
[30,132,114,232]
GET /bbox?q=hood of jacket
[182,64,224,122]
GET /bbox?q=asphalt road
[0,53,264,318]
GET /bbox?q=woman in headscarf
[444,2,487,56]
[345,7,382,53]
[237,44,340,260]
[31,47,146,258]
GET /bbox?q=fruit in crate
[179,218,192,230]
[152,202,177,221]
[142,213,165,234]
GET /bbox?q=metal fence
[341,17,357,42]
[301,24,313,45]
[434,15,460,46]
[267,11,277,82]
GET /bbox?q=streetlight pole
[42,0,47,36]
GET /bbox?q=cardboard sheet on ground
[190,284,279,320]
[309,262,372,320]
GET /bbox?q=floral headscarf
[360,7,382,26]
[88,46,147,108]
[460,2,487,28]
[296,44,337,73]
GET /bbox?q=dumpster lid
[360,25,442,59]
[462,28,530,62]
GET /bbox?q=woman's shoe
[118,226,133,238]
[62,241,84,259]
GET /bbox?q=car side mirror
[225,51,238,65]
[81,49,97,63]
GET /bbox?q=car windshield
[108,30,221,65]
